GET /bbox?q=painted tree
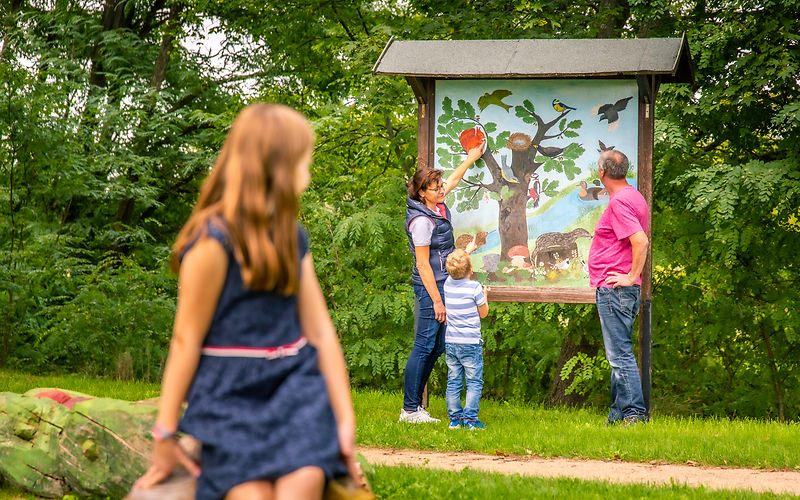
[437,95,585,261]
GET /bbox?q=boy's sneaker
[448,417,462,429]
[620,414,646,427]
[462,419,486,430]
[398,407,440,424]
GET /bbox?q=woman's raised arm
[444,144,484,197]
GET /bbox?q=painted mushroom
[507,245,532,269]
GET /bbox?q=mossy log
[0,388,158,498]
[1,389,373,499]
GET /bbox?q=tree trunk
[547,332,602,407]
[596,0,630,38]
[498,187,529,260]
[115,3,182,227]
[759,322,785,421]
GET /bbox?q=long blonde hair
[171,103,314,295]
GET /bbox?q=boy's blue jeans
[445,342,484,421]
[403,283,446,411]
[596,285,647,423]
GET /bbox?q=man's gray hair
[599,150,630,180]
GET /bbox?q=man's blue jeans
[403,282,446,411]
[445,342,484,421]
[596,285,647,422]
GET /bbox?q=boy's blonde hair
[446,249,472,279]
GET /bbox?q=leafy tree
[1,0,798,421]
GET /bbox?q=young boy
[443,248,489,429]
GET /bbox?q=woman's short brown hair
[407,168,443,201]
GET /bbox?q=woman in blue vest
[400,144,484,423]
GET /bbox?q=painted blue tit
[552,99,576,112]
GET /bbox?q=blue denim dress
[178,221,346,500]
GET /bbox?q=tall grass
[3,467,791,500]
[371,465,796,499]
[0,369,160,401]
[2,370,798,470]
[354,390,800,470]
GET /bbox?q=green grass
[354,390,800,470]
[3,371,800,499]
[0,369,160,401]
[371,465,795,499]
[3,466,790,500]
[0,484,36,500]
[3,371,798,471]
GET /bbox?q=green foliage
[39,256,176,381]
[560,352,609,396]
[371,465,794,500]
[1,0,799,422]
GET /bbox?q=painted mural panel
[435,79,639,289]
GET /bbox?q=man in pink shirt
[588,149,649,426]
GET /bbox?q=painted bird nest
[507,132,532,151]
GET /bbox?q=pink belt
[201,337,307,359]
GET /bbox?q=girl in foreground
[135,103,359,499]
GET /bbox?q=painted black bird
[552,99,576,112]
[478,89,513,112]
[593,96,633,125]
[597,140,615,152]
[533,144,566,158]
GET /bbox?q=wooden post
[406,77,435,170]
[637,75,657,416]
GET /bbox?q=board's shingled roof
[373,37,693,83]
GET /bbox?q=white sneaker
[417,406,440,422]
[398,407,440,423]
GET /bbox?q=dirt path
[358,447,800,496]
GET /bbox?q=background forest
[1,0,798,421]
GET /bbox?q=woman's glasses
[426,184,445,192]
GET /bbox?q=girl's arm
[297,254,360,483]
[444,145,484,197]
[135,238,228,488]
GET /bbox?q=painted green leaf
[495,131,510,149]
[442,97,454,116]
[523,99,535,112]
[543,158,560,172]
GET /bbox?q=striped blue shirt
[444,276,486,344]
